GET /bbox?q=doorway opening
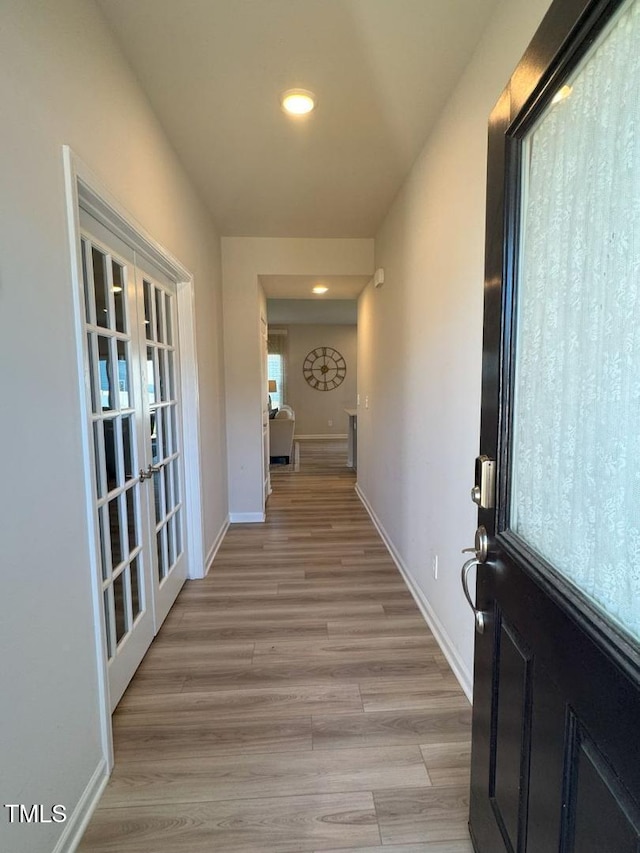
[260,275,365,486]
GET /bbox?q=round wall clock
[303,346,347,391]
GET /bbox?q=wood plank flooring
[79,440,473,853]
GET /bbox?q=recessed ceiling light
[312,285,328,294]
[112,286,123,293]
[281,88,316,116]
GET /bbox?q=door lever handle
[461,558,486,635]
[139,463,164,481]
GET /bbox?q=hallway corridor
[79,441,473,852]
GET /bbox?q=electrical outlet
[328,419,333,427]
[357,393,360,405]
[365,395,369,409]
[432,553,439,580]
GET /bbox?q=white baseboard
[202,515,230,577]
[55,759,108,853]
[295,434,348,440]
[229,512,265,523]
[355,484,473,702]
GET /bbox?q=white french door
[79,209,187,710]
[137,258,187,626]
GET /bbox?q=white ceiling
[260,274,371,299]
[96,0,500,237]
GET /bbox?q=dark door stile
[468,1,640,852]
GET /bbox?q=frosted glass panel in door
[510,0,640,643]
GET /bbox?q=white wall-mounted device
[373,268,385,288]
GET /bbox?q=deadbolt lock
[471,455,496,509]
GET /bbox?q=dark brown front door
[468,1,640,851]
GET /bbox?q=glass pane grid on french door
[81,235,146,661]
[144,277,184,584]
[79,208,188,709]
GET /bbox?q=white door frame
[62,146,206,769]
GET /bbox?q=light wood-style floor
[79,440,473,853]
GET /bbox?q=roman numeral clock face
[302,347,347,391]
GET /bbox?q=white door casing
[261,313,271,502]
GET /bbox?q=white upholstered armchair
[269,405,295,462]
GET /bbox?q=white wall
[222,238,373,519]
[357,0,553,696]
[277,324,357,437]
[0,1,227,851]
[267,298,358,325]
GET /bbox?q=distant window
[268,354,284,409]
[267,329,287,408]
